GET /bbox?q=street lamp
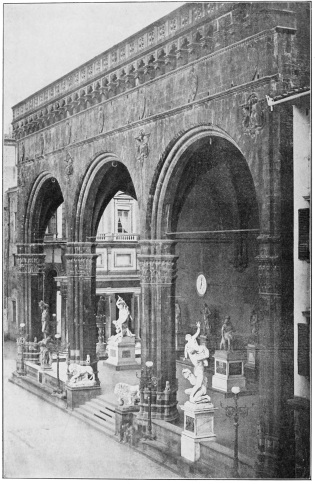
[137,360,158,439]
[53,333,62,394]
[18,323,26,375]
[221,386,249,478]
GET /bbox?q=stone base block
[66,383,102,409]
[183,401,217,439]
[212,374,246,393]
[105,336,139,371]
[181,433,201,462]
[212,350,246,393]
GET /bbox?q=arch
[147,124,259,240]
[24,171,64,243]
[75,152,137,241]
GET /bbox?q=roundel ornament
[196,273,207,297]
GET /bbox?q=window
[298,323,310,377]
[298,208,310,261]
[117,209,130,233]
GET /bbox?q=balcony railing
[96,233,140,242]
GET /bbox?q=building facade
[9,2,310,478]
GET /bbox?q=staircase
[72,395,116,437]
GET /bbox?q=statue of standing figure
[175,301,182,332]
[201,302,211,336]
[110,296,134,342]
[39,300,50,338]
[220,315,234,351]
[183,322,211,403]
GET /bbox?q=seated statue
[110,296,134,343]
[220,315,234,351]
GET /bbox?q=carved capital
[15,253,46,274]
[257,258,281,295]
[60,279,68,299]
[65,243,98,277]
[138,255,178,285]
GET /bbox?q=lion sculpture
[68,363,95,386]
[114,382,140,406]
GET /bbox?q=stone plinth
[181,400,216,462]
[212,350,246,393]
[245,344,257,370]
[104,336,139,371]
[66,383,102,409]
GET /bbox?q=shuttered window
[298,208,310,261]
[298,323,310,377]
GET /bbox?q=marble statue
[39,336,53,368]
[114,382,140,406]
[220,315,234,351]
[110,296,134,342]
[175,301,182,332]
[39,300,49,337]
[183,322,211,403]
[97,295,106,317]
[68,363,95,385]
[202,302,211,335]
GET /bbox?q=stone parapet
[12,3,297,136]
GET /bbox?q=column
[256,234,294,477]
[138,240,178,422]
[65,242,99,366]
[59,278,68,343]
[15,243,45,340]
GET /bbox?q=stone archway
[66,152,138,366]
[138,125,260,422]
[16,172,64,339]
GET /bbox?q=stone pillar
[105,294,113,341]
[134,293,141,341]
[65,242,99,367]
[15,243,45,339]
[59,278,68,343]
[256,234,294,477]
[138,240,178,422]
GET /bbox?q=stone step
[73,406,115,434]
[140,439,214,479]
[83,400,116,424]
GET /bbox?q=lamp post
[221,386,249,478]
[53,333,62,394]
[137,360,158,439]
[18,323,26,375]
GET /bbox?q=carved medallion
[98,106,104,134]
[241,93,265,138]
[188,67,198,103]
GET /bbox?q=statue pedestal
[212,350,246,393]
[181,401,216,462]
[104,336,139,371]
[96,342,107,360]
[175,330,185,356]
[66,383,102,409]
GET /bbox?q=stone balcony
[11,2,297,139]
